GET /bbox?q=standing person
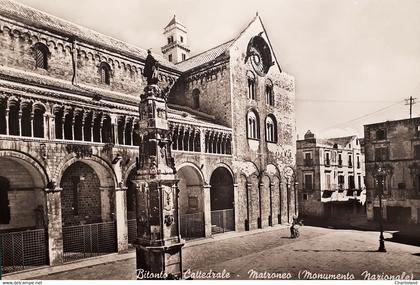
[290,215,303,238]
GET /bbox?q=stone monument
[133,50,184,279]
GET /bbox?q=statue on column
[133,48,184,280]
[143,50,160,85]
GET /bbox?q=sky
[15,0,420,139]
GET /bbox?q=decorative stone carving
[65,144,93,158]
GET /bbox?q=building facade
[0,0,296,274]
[297,131,366,219]
[365,118,420,224]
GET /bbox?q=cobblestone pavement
[38,226,420,280]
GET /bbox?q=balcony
[325,159,331,167]
[303,159,313,167]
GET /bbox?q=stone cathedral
[0,0,296,274]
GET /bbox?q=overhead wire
[319,100,405,131]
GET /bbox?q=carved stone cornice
[185,62,228,84]
[65,144,93,158]
[0,17,181,78]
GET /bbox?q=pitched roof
[0,0,179,72]
[315,136,357,147]
[327,136,357,146]
[175,39,234,72]
[175,15,260,72]
[164,15,185,29]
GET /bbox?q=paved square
[38,226,420,280]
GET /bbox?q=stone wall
[228,17,296,226]
[0,16,178,100]
[60,161,102,226]
[365,118,420,223]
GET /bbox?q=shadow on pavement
[293,249,379,253]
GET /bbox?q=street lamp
[374,165,389,253]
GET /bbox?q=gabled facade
[0,0,296,275]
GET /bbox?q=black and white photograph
[0,0,419,282]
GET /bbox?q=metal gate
[180,212,205,239]
[0,229,48,274]
[62,221,117,262]
[211,209,235,234]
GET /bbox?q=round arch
[0,151,49,230]
[176,162,205,185]
[55,155,117,188]
[208,162,234,183]
[209,166,235,233]
[177,162,206,239]
[0,150,49,187]
[59,157,115,227]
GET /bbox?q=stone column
[99,119,103,143]
[44,187,64,266]
[5,108,9,135]
[233,183,239,231]
[258,182,263,229]
[30,112,34,137]
[18,110,22,136]
[269,182,274,226]
[44,113,50,139]
[245,182,252,231]
[90,115,94,142]
[71,115,75,140]
[111,114,118,145]
[81,113,86,141]
[100,186,112,222]
[115,186,128,253]
[129,123,134,146]
[203,184,212,237]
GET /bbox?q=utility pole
[405,96,417,119]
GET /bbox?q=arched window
[265,115,277,143]
[54,107,64,139]
[99,62,111,85]
[73,111,83,141]
[117,117,125,145]
[93,115,101,142]
[247,110,260,139]
[0,177,10,224]
[84,112,93,141]
[33,104,46,138]
[265,79,274,106]
[133,121,140,146]
[0,98,5,135]
[102,115,112,143]
[194,132,201,152]
[21,102,32,137]
[64,111,73,140]
[33,43,49,70]
[8,100,20,136]
[247,71,256,100]
[192,89,200,109]
[125,119,133,146]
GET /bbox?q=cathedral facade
[0,0,296,273]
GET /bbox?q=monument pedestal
[133,63,184,279]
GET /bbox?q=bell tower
[161,15,190,64]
